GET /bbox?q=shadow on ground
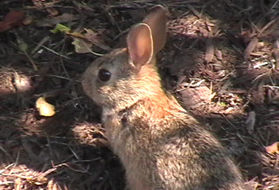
[0,0,278,189]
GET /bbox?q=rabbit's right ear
[143,5,168,55]
[127,23,153,69]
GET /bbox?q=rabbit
[82,5,245,190]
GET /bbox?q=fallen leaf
[72,38,92,54]
[84,28,111,50]
[265,142,279,154]
[47,7,59,17]
[179,86,212,108]
[32,0,44,8]
[50,23,71,33]
[0,10,25,32]
[36,97,56,117]
[244,37,258,60]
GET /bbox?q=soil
[0,0,279,189]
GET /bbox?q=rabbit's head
[82,5,168,111]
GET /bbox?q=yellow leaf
[36,97,55,117]
[265,142,279,154]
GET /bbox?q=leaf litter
[0,0,279,190]
[0,10,25,32]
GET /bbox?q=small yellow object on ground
[36,97,56,117]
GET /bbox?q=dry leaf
[72,38,92,54]
[0,10,25,32]
[244,37,258,60]
[47,7,59,17]
[36,97,55,117]
[179,86,212,108]
[84,28,111,50]
[265,142,279,154]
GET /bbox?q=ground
[0,0,279,189]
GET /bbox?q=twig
[0,163,15,175]
[23,51,38,71]
[31,36,50,55]
[187,4,202,19]
[0,145,13,161]
[258,19,277,36]
[41,45,71,59]
[0,181,14,185]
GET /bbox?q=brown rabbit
[82,5,245,190]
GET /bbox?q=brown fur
[82,5,245,190]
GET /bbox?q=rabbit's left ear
[127,23,153,68]
[127,5,168,69]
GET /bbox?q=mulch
[0,0,278,189]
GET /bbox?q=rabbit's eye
[98,69,111,82]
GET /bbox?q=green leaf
[50,23,71,33]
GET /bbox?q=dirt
[0,0,278,190]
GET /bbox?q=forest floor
[0,0,279,189]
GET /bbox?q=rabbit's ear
[127,23,153,67]
[143,5,168,55]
